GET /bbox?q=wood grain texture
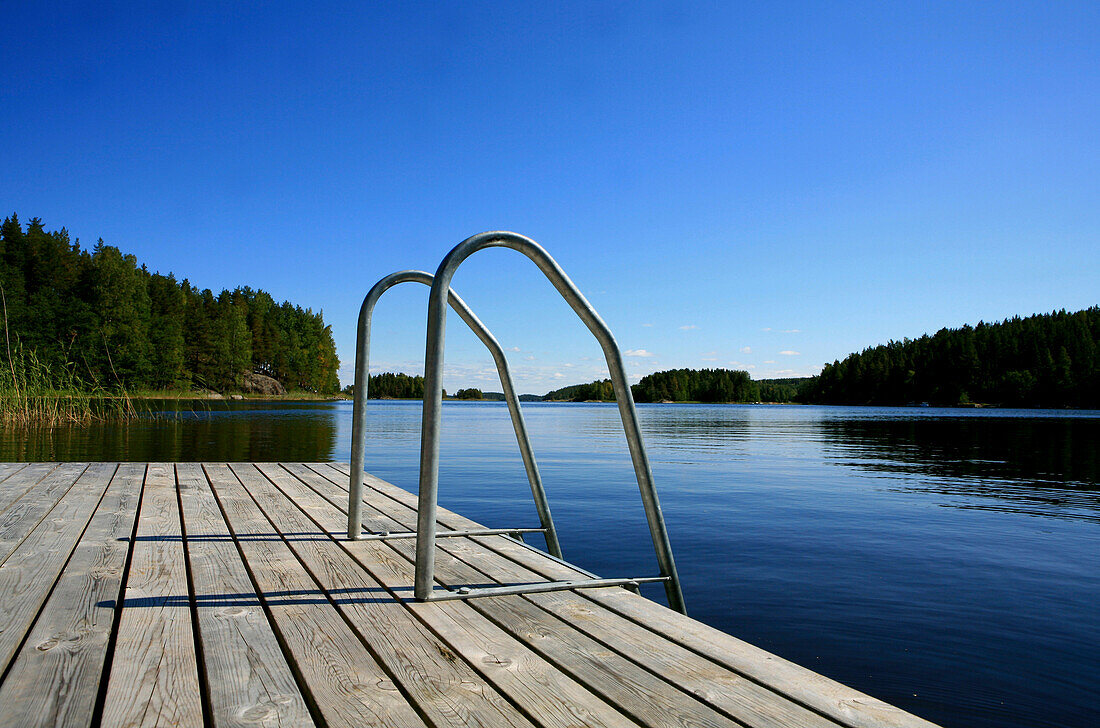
[0,463,143,728]
[0,462,55,515]
[0,463,941,728]
[431,538,837,728]
[0,462,116,676]
[102,463,204,728]
[273,463,641,728]
[239,463,536,728]
[417,545,743,728]
[0,462,33,512]
[585,587,941,728]
[0,462,87,564]
[204,463,427,728]
[331,476,842,728]
[0,462,26,479]
[427,495,942,728]
[175,463,315,728]
[312,464,821,728]
[323,461,939,728]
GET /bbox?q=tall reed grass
[0,344,139,426]
[0,283,140,426]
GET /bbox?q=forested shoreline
[0,214,339,395]
[343,299,1098,410]
[354,369,799,403]
[806,307,1099,407]
[541,308,1099,408]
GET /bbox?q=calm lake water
[3,400,1098,728]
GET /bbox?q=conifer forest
[0,214,339,394]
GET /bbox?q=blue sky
[5,2,1098,393]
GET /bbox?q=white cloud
[782,329,801,334]
[624,349,654,357]
[641,323,654,328]
[702,357,718,362]
[775,369,796,375]
[779,350,800,356]
[740,346,752,354]
[506,346,521,352]
[763,360,776,364]
[563,363,574,367]
[761,327,772,332]
[702,350,717,356]
[679,324,698,331]
[524,355,535,361]
[553,372,565,379]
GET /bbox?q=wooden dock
[0,462,939,727]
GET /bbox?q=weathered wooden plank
[0,463,143,728]
[102,463,204,728]
[325,463,938,728]
[417,547,744,727]
[307,464,829,728]
[0,462,30,505]
[428,537,838,728]
[203,463,428,728]
[0,463,87,564]
[0,462,117,677]
[582,588,940,728]
[318,463,838,727]
[175,463,315,728]
[0,462,940,728]
[237,463,537,728]
[0,462,45,515]
[0,462,25,478]
[454,516,941,728]
[271,463,640,728]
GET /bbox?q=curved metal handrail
[416,232,686,614]
[348,270,562,559]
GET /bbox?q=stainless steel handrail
[416,232,687,614]
[348,270,562,559]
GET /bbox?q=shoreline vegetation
[352,306,1099,409]
[1,213,341,424]
[806,307,1098,408]
[5,214,1095,422]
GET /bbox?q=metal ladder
[349,232,686,614]
[348,269,561,556]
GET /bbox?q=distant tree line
[338,308,1100,409]
[0,214,339,393]
[543,379,616,402]
[351,372,426,399]
[343,372,455,399]
[803,308,1099,407]
[632,368,758,403]
[755,377,806,403]
[541,369,800,403]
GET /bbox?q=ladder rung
[358,527,545,541]
[422,575,671,601]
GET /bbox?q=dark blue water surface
[4,401,1098,728]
